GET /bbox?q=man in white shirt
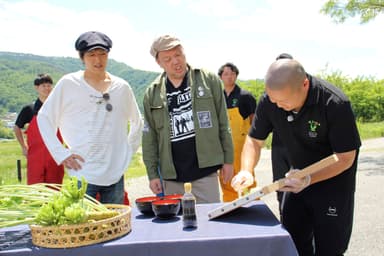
[37,31,143,204]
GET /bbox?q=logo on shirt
[326,206,338,217]
[177,91,191,105]
[308,120,320,138]
[231,98,238,108]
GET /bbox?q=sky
[1,0,383,80]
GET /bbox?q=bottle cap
[184,182,192,193]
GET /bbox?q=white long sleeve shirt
[37,71,143,186]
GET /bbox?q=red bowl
[152,199,180,219]
[162,194,183,201]
[162,194,183,213]
[135,196,161,215]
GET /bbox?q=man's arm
[231,136,264,191]
[241,135,263,174]
[310,150,356,184]
[141,88,161,181]
[126,85,143,154]
[249,113,255,124]
[13,125,27,156]
[281,150,356,193]
[37,82,71,165]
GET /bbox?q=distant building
[1,112,17,128]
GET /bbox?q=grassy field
[1,121,383,185]
[0,141,146,185]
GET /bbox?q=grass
[357,121,384,139]
[0,141,147,185]
[1,121,383,185]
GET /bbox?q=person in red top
[14,74,64,185]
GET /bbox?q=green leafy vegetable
[0,177,117,228]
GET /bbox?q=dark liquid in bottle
[182,199,197,228]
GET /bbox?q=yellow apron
[220,107,257,202]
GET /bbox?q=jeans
[79,176,125,204]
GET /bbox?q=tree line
[0,52,159,115]
[1,52,383,139]
[239,72,384,122]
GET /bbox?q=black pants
[282,190,354,256]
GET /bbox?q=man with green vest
[142,35,234,203]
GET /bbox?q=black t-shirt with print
[166,74,220,182]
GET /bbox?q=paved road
[126,138,384,255]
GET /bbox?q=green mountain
[0,52,159,114]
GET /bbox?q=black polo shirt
[15,99,43,128]
[224,85,256,119]
[249,74,361,192]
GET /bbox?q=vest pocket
[151,107,164,129]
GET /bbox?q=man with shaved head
[231,59,361,255]
[271,53,294,218]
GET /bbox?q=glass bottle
[182,182,197,228]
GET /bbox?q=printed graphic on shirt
[308,120,321,138]
[197,111,212,128]
[231,98,239,108]
[167,86,195,142]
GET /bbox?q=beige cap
[150,35,181,58]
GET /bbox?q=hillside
[1,51,383,124]
[0,52,159,114]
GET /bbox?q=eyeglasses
[102,93,113,112]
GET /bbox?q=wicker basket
[29,204,131,248]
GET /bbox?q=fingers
[149,179,162,194]
[62,154,84,171]
[284,169,298,177]
[220,165,234,184]
[285,178,304,187]
[72,154,85,163]
[231,170,254,192]
[222,174,231,184]
[279,178,302,193]
[279,175,311,193]
[231,175,245,191]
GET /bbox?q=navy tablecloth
[0,201,298,256]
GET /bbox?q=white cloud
[0,0,161,71]
[185,0,384,79]
[0,0,382,80]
